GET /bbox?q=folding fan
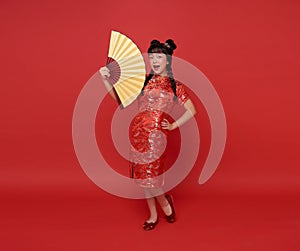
[106,30,146,107]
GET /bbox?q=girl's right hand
[99,66,118,101]
[99,66,111,79]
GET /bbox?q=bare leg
[144,189,158,223]
[145,197,158,223]
[156,194,172,216]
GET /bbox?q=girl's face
[149,53,168,76]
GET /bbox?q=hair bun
[165,39,177,50]
[150,40,161,45]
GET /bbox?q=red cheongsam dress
[129,74,190,188]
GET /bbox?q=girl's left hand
[161,119,175,131]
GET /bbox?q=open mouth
[153,65,160,71]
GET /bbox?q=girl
[99,39,196,230]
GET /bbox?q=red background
[1,0,300,250]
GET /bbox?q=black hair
[141,39,178,100]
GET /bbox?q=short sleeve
[176,81,190,104]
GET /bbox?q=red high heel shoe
[143,218,158,231]
[165,194,176,223]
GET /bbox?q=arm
[161,99,197,131]
[98,67,118,101]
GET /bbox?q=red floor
[1,179,299,251]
